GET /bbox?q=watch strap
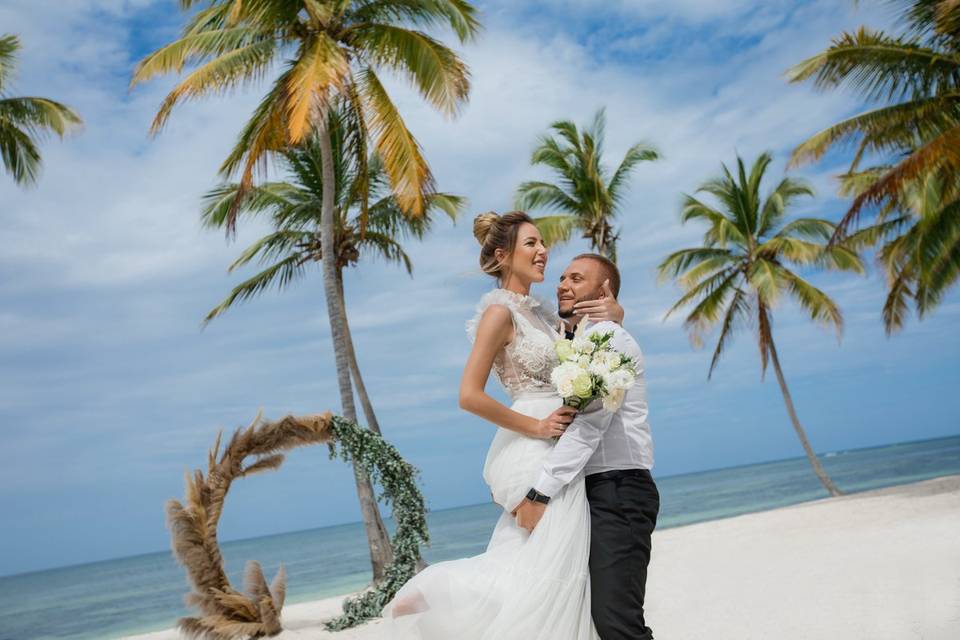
[526,488,551,504]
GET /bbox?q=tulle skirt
[381,391,597,639]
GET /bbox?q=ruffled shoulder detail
[465,289,542,343]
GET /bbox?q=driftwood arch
[167,411,428,638]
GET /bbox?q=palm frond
[285,34,350,144]
[131,27,272,88]
[758,177,814,236]
[0,34,18,91]
[531,214,577,247]
[0,118,39,184]
[783,271,843,333]
[786,26,960,102]
[679,270,742,349]
[355,230,413,274]
[680,195,748,248]
[201,182,298,228]
[203,254,308,325]
[515,181,579,213]
[349,0,481,43]
[358,67,434,217]
[788,94,959,168]
[657,247,737,282]
[146,40,277,135]
[607,141,660,203]
[349,24,469,115]
[707,286,749,378]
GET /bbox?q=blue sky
[1,0,958,577]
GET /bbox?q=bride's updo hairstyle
[473,210,535,281]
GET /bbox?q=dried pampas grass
[167,410,334,639]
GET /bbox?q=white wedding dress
[381,289,598,639]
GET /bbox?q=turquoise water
[1,435,958,639]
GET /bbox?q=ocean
[2,434,958,640]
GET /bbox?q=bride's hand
[573,280,624,325]
[531,406,577,438]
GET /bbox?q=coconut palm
[658,153,865,497]
[131,0,478,582]
[786,0,960,237]
[0,34,82,185]
[839,168,960,332]
[200,112,463,440]
[515,108,660,262]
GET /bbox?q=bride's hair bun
[473,212,500,246]
[474,210,535,281]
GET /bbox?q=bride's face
[497,222,548,284]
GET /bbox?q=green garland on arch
[323,415,429,631]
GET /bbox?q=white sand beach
[125,475,960,640]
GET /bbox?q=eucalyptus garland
[323,415,430,630]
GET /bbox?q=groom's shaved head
[557,254,621,319]
[573,254,620,297]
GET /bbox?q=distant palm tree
[0,34,82,185]
[786,1,960,237]
[840,168,960,332]
[658,153,864,497]
[201,112,463,442]
[515,108,660,262]
[132,0,478,582]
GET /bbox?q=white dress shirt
[534,320,653,497]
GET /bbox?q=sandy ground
[124,474,960,640]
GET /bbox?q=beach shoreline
[123,474,960,640]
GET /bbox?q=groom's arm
[533,402,617,497]
[537,322,640,497]
[514,325,639,532]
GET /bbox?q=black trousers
[585,468,660,640]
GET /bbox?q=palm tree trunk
[767,337,844,497]
[317,123,394,583]
[336,260,428,572]
[335,271,383,436]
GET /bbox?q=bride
[382,211,623,639]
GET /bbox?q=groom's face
[557,258,605,319]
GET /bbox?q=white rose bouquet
[550,324,637,412]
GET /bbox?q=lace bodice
[466,289,561,399]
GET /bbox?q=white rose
[571,336,595,354]
[603,351,622,370]
[608,368,635,391]
[557,379,574,397]
[550,362,581,393]
[589,356,612,377]
[577,355,591,369]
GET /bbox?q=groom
[514,253,659,640]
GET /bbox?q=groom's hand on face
[572,279,623,324]
[512,499,546,532]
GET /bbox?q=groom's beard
[558,293,600,319]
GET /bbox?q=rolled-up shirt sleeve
[533,324,635,497]
[533,402,615,497]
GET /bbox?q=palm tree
[201,111,463,441]
[786,1,960,240]
[131,0,478,582]
[839,168,960,332]
[0,34,82,185]
[658,153,865,497]
[514,108,660,262]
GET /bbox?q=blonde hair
[472,211,535,281]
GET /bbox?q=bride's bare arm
[459,305,573,439]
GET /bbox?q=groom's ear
[601,279,614,299]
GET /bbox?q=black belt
[586,468,652,482]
